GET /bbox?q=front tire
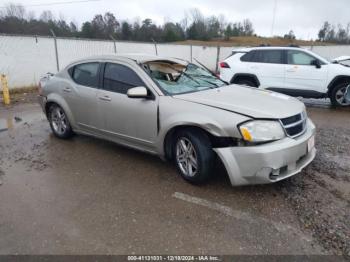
[330,83,350,107]
[173,129,215,184]
[48,104,74,139]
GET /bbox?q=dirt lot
[0,94,349,256]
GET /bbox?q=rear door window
[71,63,100,88]
[103,63,145,94]
[253,50,284,64]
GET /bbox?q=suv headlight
[239,120,285,143]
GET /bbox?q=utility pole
[151,38,158,55]
[110,35,117,53]
[190,45,193,63]
[270,0,277,37]
[50,29,60,72]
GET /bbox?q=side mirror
[311,59,321,69]
[127,86,149,99]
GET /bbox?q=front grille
[280,111,307,138]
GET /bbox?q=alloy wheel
[335,85,350,106]
[176,137,198,177]
[50,106,68,135]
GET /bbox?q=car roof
[232,46,305,52]
[68,53,188,67]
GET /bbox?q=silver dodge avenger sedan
[38,54,316,186]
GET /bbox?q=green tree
[224,24,233,40]
[284,30,296,40]
[120,21,132,40]
[318,21,330,41]
[80,22,94,38]
[162,22,185,42]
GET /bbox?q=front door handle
[99,95,112,102]
[63,87,71,92]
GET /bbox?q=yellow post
[7,117,13,130]
[1,74,10,105]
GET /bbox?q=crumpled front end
[215,119,316,186]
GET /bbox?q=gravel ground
[0,95,349,257]
[277,106,350,256]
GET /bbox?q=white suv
[219,46,350,107]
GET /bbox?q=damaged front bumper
[214,119,316,186]
[38,95,47,113]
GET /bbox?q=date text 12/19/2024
[128,256,220,261]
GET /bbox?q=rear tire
[48,104,74,139]
[173,129,215,184]
[330,83,350,107]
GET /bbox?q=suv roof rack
[255,44,301,48]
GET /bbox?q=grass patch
[175,36,333,47]
[8,85,38,95]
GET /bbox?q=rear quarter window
[226,51,247,60]
[70,62,100,88]
[240,51,255,62]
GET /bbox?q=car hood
[332,56,350,63]
[173,85,305,119]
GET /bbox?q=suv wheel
[173,129,215,184]
[48,104,74,138]
[330,83,350,107]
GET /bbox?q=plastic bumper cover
[214,119,316,186]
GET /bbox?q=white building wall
[56,38,115,69]
[1,34,350,89]
[115,41,155,54]
[0,35,56,88]
[191,45,218,70]
[310,45,350,61]
[157,44,191,61]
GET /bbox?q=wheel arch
[327,75,350,95]
[45,94,76,129]
[230,73,260,87]
[162,124,236,161]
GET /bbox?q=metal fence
[1,33,350,89]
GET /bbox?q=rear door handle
[63,87,71,92]
[99,95,112,102]
[286,69,296,72]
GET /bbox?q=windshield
[142,61,226,95]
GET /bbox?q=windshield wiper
[167,64,217,89]
[194,58,229,85]
[177,64,218,89]
[186,74,221,88]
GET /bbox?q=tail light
[219,62,230,68]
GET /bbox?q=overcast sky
[1,0,349,39]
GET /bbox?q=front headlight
[239,120,285,143]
